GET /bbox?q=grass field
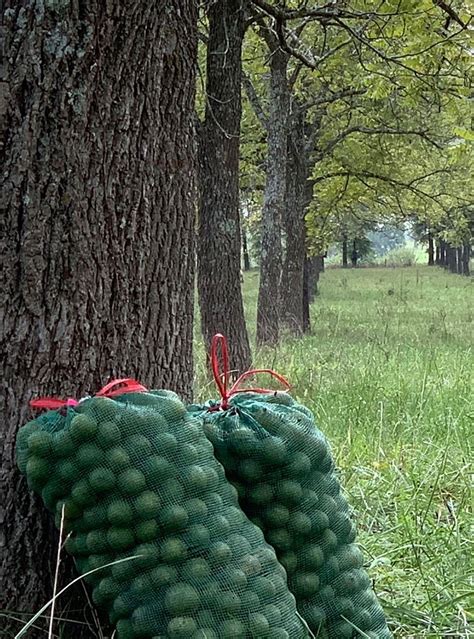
[196,265,473,638]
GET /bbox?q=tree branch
[250,0,376,21]
[249,8,279,50]
[274,16,320,68]
[288,62,304,90]
[433,0,468,29]
[304,119,322,157]
[277,24,353,70]
[299,88,366,112]
[312,168,454,210]
[312,37,353,66]
[320,126,444,157]
[242,71,268,129]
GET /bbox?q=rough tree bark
[428,233,434,266]
[198,0,251,372]
[1,2,197,636]
[342,236,348,268]
[256,47,289,346]
[461,244,470,276]
[280,108,307,334]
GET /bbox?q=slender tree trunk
[300,173,316,324]
[280,109,307,335]
[440,240,447,267]
[242,228,251,271]
[302,257,311,333]
[198,0,251,373]
[446,244,457,273]
[428,233,434,266]
[316,255,325,276]
[435,241,441,265]
[462,244,470,276]
[1,3,197,636]
[306,256,322,303]
[456,247,463,274]
[342,236,348,267]
[256,49,289,346]
[351,240,358,267]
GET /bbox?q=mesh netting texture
[189,392,392,639]
[16,390,309,639]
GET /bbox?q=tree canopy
[231,0,473,261]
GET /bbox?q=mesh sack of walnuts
[189,391,392,639]
[17,386,309,639]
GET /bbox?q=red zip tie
[210,333,290,411]
[30,378,148,411]
[29,397,79,410]
[95,378,148,398]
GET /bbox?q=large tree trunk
[446,244,457,273]
[1,3,197,636]
[198,0,251,373]
[256,49,289,346]
[342,236,348,268]
[280,109,307,335]
[462,244,470,276]
[428,233,434,266]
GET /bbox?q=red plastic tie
[210,333,290,411]
[95,378,148,397]
[30,378,148,411]
[29,397,79,409]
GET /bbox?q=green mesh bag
[17,388,309,639]
[189,392,392,639]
